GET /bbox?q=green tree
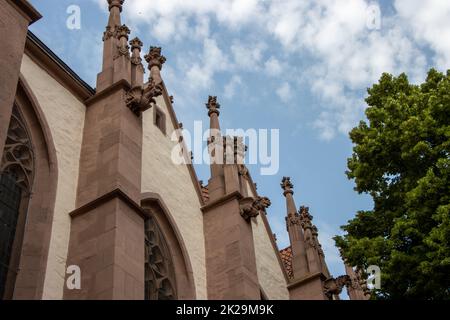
[335,69,450,299]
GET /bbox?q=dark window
[0,105,34,300]
[154,106,166,134]
[0,173,22,299]
[144,216,177,300]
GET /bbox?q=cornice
[201,190,243,212]
[8,0,42,24]
[70,188,150,220]
[85,79,130,106]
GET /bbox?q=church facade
[0,0,369,300]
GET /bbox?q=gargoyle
[240,196,271,221]
[254,196,271,212]
[126,79,163,116]
[323,275,351,299]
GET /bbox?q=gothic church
[0,0,369,300]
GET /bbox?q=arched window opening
[0,105,34,299]
[144,215,177,300]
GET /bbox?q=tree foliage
[335,69,450,299]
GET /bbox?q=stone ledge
[85,79,131,107]
[8,0,42,23]
[200,190,243,213]
[70,188,150,220]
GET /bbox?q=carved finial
[299,206,314,230]
[108,0,125,12]
[299,205,310,216]
[116,24,130,39]
[312,225,319,237]
[130,37,143,66]
[145,46,166,70]
[281,176,294,195]
[206,96,220,117]
[115,25,130,58]
[130,37,143,50]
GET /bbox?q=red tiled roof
[280,246,293,279]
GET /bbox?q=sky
[28,0,450,290]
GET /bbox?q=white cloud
[112,0,266,42]
[313,113,337,142]
[230,41,266,71]
[264,56,283,77]
[91,0,450,140]
[395,0,450,69]
[224,75,242,100]
[185,38,228,90]
[276,82,293,103]
[264,0,431,138]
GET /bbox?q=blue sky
[28,0,450,285]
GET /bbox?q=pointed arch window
[144,215,177,300]
[0,105,34,299]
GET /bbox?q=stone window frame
[153,105,166,135]
[0,76,58,300]
[141,192,197,300]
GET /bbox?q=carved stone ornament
[285,212,301,231]
[323,275,351,299]
[129,37,144,66]
[108,0,125,11]
[116,24,130,39]
[129,37,143,50]
[240,196,271,221]
[304,227,317,249]
[145,46,167,70]
[131,56,143,66]
[1,106,34,191]
[280,176,294,195]
[206,96,220,117]
[238,164,249,178]
[299,206,314,230]
[116,45,130,59]
[126,86,144,116]
[126,78,163,116]
[103,25,117,41]
[114,25,131,59]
